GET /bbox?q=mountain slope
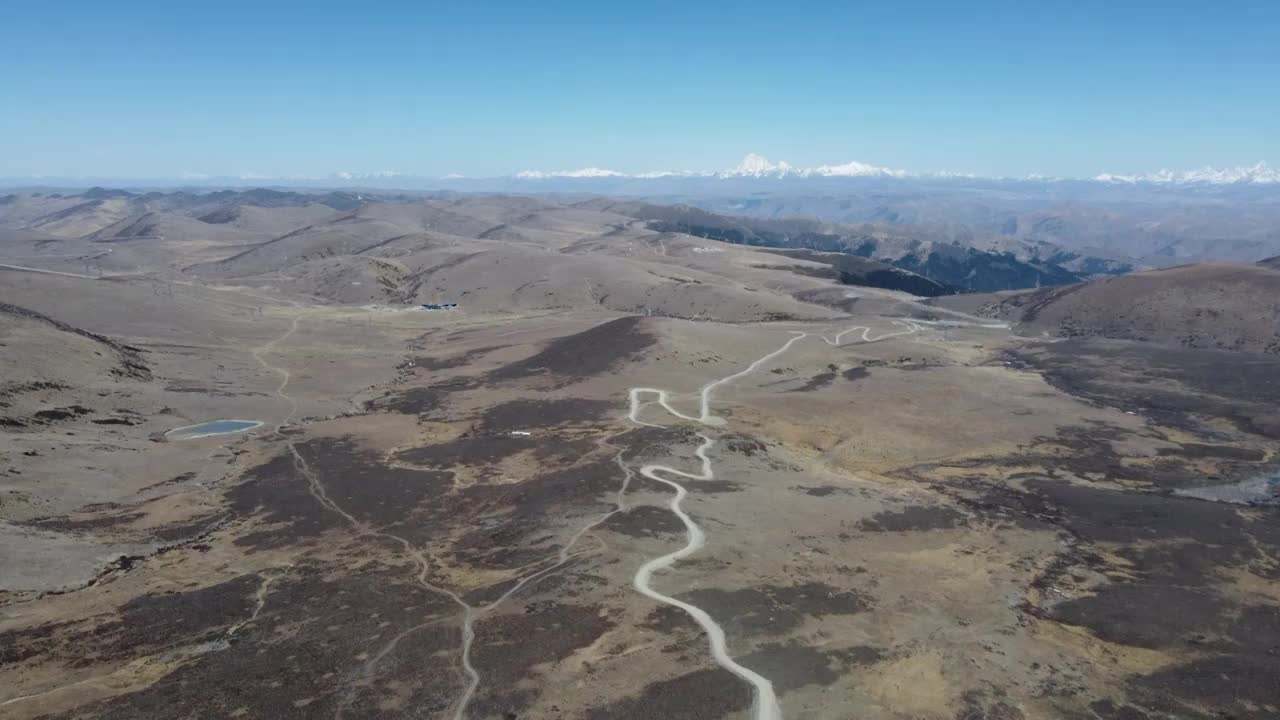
[940,263,1280,354]
[593,201,1089,293]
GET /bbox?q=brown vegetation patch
[467,602,614,718]
[859,505,967,532]
[842,366,869,381]
[405,344,503,372]
[789,367,838,393]
[393,434,536,470]
[227,454,342,550]
[584,667,751,720]
[477,397,614,433]
[42,564,463,720]
[668,582,871,638]
[443,458,619,569]
[938,471,1280,720]
[487,316,656,384]
[1009,339,1280,439]
[603,505,684,538]
[1156,442,1266,461]
[3,575,259,671]
[955,690,1027,720]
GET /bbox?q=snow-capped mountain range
[513,153,1278,185]
[516,154,914,180]
[6,155,1278,189]
[1093,162,1280,185]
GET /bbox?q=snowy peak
[808,159,909,179]
[514,153,912,180]
[719,153,908,178]
[1095,162,1279,185]
[515,167,627,179]
[724,153,796,177]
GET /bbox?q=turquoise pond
[165,420,263,439]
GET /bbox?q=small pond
[1176,471,1280,506]
[165,419,263,440]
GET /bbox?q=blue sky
[2,0,1277,179]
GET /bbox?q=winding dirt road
[623,319,930,720]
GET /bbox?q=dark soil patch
[227,453,341,550]
[722,434,767,457]
[1088,699,1157,720]
[1126,603,1280,718]
[94,575,260,661]
[91,417,138,426]
[603,505,684,538]
[441,458,621,569]
[795,485,845,497]
[1048,584,1226,649]
[672,581,871,637]
[946,473,1280,719]
[1156,443,1266,461]
[33,405,92,422]
[405,345,502,371]
[294,438,454,527]
[477,397,613,433]
[741,640,841,691]
[30,511,145,533]
[393,434,535,470]
[0,619,82,666]
[530,434,598,465]
[0,380,69,398]
[487,316,656,384]
[1009,339,1280,439]
[468,602,614,718]
[43,564,463,720]
[842,367,869,382]
[1002,422,1228,490]
[830,645,886,666]
[6,575,259,671]
[1135,654,1280,719]
[616,424,701,454]
[890,357,939,371]
[955,690,1027,720]
[584,667,751,720]
[859,505,967,532]
[789,370,837,393]
[1023,478,1277,552]
[690,479,743,493]
[150,513,229,542]
[369,386,449,414]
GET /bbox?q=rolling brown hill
[187,196,846,321]
[939,262,1280,353]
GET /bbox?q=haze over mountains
[9,153,1280,185]
[8,153,1279,273]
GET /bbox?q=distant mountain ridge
[10,162,1278,270]
[517,154,1280,185]
[595,201,1101,294]
[7,186,1278,300]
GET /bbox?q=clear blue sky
[2,0,1277,178]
